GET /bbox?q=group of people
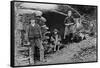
[26,10,77,64]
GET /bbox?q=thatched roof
[16,2,81,18]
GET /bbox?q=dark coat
[28,23,42,38]
[64,16,75,24]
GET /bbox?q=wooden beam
[51,10,67,16]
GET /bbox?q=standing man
[64,10,75,39]
[28,18,45,64]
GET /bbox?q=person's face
[54,32,57,34]
[30,20,35,24]
[68,11,72,17]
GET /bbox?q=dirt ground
[15,37,97,66]
[35,37,97,65]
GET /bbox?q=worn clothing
[64,16,75,39]
[51,33,61,51]
[28,24,42,38]
[51,33,61,45]
[64,25,75,35]
[64,16,75,24]
[29,38,44,62]
[28,23,45,63]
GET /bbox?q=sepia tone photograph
[11,1,98,67]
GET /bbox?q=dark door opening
[42,11,66,37]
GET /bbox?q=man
[51,29,61,51]
[34,11,48,38]
[28,18,46,64]
[64,10,75,39]
[35,11,47,27]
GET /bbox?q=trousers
[29,37,44,64]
